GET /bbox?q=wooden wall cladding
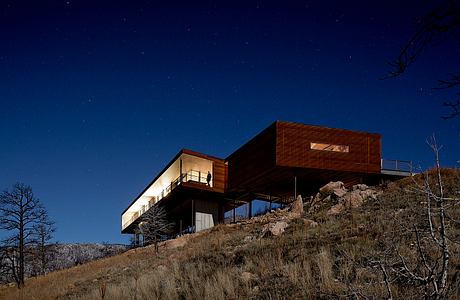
[212,159,226,193]
[276,122,381,174]
[226,123,277,191]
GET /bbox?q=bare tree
[0,247,9,283]
[0,183,49,288]
[138,205,173,252]
[381,136,456,299]
[32,207,56,275]
[384,0,460,118]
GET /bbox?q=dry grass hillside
[1,169,459,300]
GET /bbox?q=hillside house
[121,121,411,235]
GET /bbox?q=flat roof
[226,120,381,161]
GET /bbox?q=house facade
[122,121,411,235]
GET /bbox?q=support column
[248,200,252,219]
[134,233,140,247]
[233,199,236,223]
[180,159,183,183]
[294,176,297,199]
[218,202,224,223]
[191,199,195,232]
[269,190,272,211]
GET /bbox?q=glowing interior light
[310,142,349,153]
[122,152,214,230]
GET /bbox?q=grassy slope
[1,169,459,300]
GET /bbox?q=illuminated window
[310,142,349,153]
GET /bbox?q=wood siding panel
[212,159,226,193]
[226,123,277,191]
[276,122,381,174]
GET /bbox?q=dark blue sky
[1,1,459,244]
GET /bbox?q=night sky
[1,1,459,244]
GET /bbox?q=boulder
[319,181,346,196]
[308,194,332,213]
[352,184,369,191]
[310,181,381,215]
[327,186,382,214]
[327,203,345,215]
[343,190,365,209]
[333,188,347,198]
[261,221,289,237]
[289,195,304,214]
[309,192,323,207]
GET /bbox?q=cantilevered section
[225,121,383,202]
[121,149,225,233]
[122,120,411,236]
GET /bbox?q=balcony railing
[122,169,212,230]
[381,159,413,173]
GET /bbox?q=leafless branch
[383,0,460,79]
[435,74,460,89]
[379,262,393,300]
[138,205,174,252]
[0,183,54,287]
[380,135,456,299]
[441,100,460,119]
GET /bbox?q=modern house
[121,121,411,235]
[121,149,226,234]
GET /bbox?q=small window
[310,142,349,153]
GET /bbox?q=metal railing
[122,169,212,230]
[381,159,413,173]
[182,170,210,186]
[122,214,139,230]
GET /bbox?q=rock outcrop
[308,181,381,215]
[289,195,304,215]
[319,181,347,197]
[261,221,289,237]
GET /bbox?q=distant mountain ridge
[48,243,128,268]
[1,243,128,284]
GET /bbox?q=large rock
[327,186,382,215]
[352,184,369,191]
[261,221,289,237]
[309,181,347,211]
[309,181,381,215]
[343,190,365,208]
[319,181,346,196]
[309,194,332,213]
[327,203,344,215]
[289,195,304,214]
[328,192,365,215]
[271,221,289,235]
[333,188,347,198]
